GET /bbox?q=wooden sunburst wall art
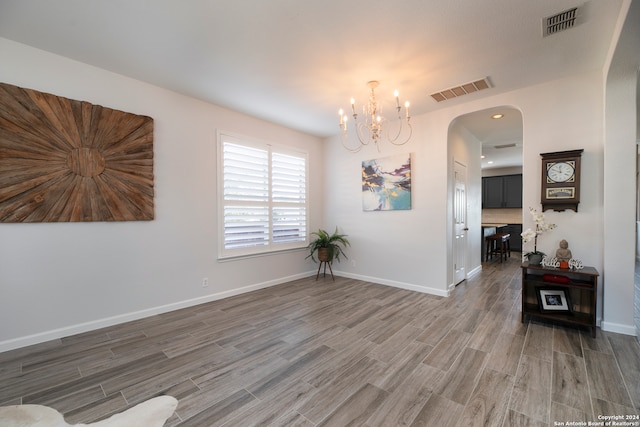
[0,82,154,222]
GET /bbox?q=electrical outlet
[202,277,209,287]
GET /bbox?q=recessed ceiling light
[488,161,494,164]
[481,155,485,159]
[491,114,504,119]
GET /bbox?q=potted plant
[306,227,350,263]
[521,207,556,265]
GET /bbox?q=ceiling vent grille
[544,7,578,36]
[430,78,491,103]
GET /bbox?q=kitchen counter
[481,223,508,228]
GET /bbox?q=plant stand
[316,260,334,281]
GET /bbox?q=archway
[449,106,523,283]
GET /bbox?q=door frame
[453,160,468,286]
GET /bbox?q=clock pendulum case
[540,149,583,212]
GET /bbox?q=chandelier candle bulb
[339,80,414,152]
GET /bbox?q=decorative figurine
[555,239,572,262]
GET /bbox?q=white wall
[602,0,640,335]
[325,69,619,327]
[324,113,451,296]
[483,166,523,177]
[2,10,638,350]
[0,38,325,351]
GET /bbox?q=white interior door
[454,161,468,285]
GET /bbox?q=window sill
[217,246,307,262]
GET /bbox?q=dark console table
[521,262,599,337]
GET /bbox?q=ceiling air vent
[430,78,491,103]
[544,7,579,36]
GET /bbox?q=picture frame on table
[536,287,572,313]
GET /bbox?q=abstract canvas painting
[362,154,411,211]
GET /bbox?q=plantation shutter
[222,142,269,249]
[219,135,307,257]
[272,152,306,244]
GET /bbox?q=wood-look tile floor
[1,258,639,426]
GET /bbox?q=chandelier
[339,80,412,152]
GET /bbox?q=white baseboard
[6,269,633,353]
[600,320,638,336]
[0,271,314,353]
[333,270,450,297]
[0,270,476,353]
[467,265,483,278]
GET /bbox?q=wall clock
[540,149,583,212]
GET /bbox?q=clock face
[547,161,575,183]
[540,150,582,212]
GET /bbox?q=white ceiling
[0,0,626,141]
[455,106,524,170]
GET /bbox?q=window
[218,132,307,259]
